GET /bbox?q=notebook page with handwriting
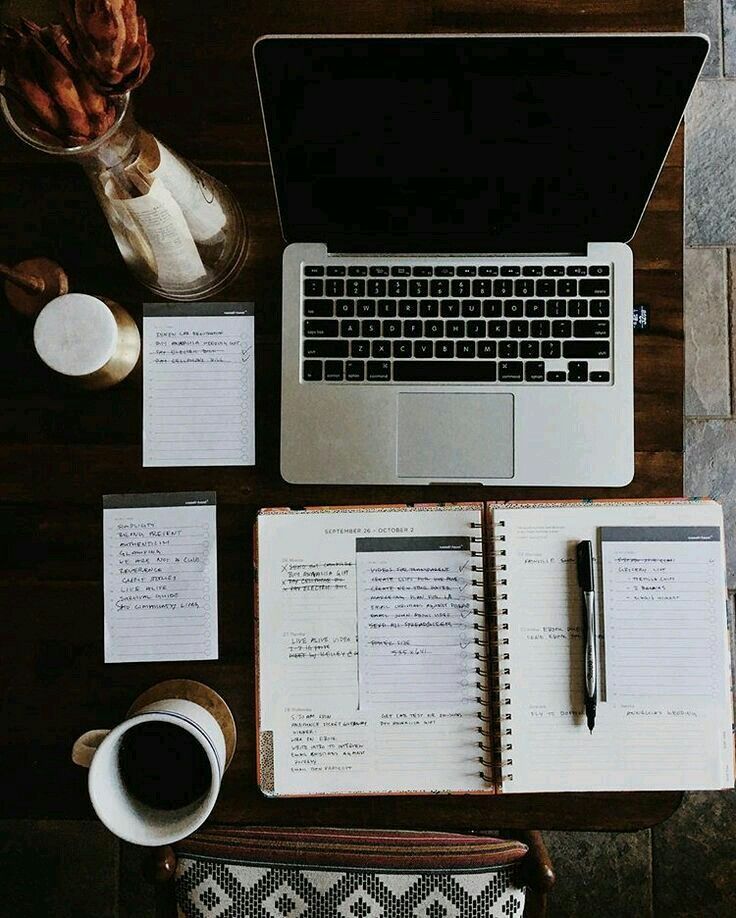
[493,501,733,793]
[256,506,488,796]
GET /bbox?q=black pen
[576,540,598,733]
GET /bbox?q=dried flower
[61,0,153,93]
[0,19,116,144]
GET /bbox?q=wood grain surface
[0,0,684,829]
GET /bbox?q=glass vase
[2,94,248,301]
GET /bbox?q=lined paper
[103,492,218,663]
[143,303,254,467]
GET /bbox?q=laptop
[254,34,707,486]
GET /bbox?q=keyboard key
[441,300,460,318]
[391,265,412,276]
[568,361,588,382]
[568,299,588,318]
[456,266,477,276]
[467,320,486,337]
[367,279,386,296]
[544,265,565,276]
[522,265,543,276]
[413,265,433,276]
[504,300,524,318]
[393,340,412,358]
[346,279,365,297]
[356,300,375,317]
[579,279,610,296]
[530,319,550,338]
[501,265,520,276]
[589,265,610,276]
[404,320,423,337]
[510,320,529,338]
[335,300,355,317]
[304,278,323,296]
[567,265,588,276]
[305,319,338,337]
[304,299,333,317]
[573,320,610,338]
[435,341,455,358]
[369,265,389,276]
[478,341,497,358]
[590,371,611,382]
[382,320,401,337]
[393,361,497,382]
[499,341,518,358]
[434,266,455,276]
[547,370,566,381]
[351,340,370,357]
[372,341,390,358]
[367,360,391,380]
[447,320,465,337]
[324,360,344,381]
[494,279,513,296]
[590,299,610,317]
[419,299,440,318]
[325,279,344,296]
[520,340,540,358]
[377,299,397,317]
[388,279,407,296]
[515,279,534,297]
[546,299,566,317]
[414,341,433,358]
[409,279,429,297]
[551,320,572,338]
[478,266,499,276]
[563,341,610,359]
[499,361,523,381]
[536,279,556,297]
[462,299,482,318]
[326,265,346,276]
[557,279,577,296]
[457,341,476,358]
[362,320,381,337]
[425,320,444,337]
[303,360,322,380]
[345,361,365,381]
[304,265,324,276]
[430,278,450,297]
[488,321,508,338]
[541,340,561,359]
[472,279,494,296]
[525,361,545,381]
[348,265,367,276]
[340,319,360,337]
[483,299,502,317]
[451,279,471,297]
[525,300,545,317]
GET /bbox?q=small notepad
[143,303,255,467]
[103,492,218,663]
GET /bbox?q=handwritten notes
[143,303,254,467]
[356,536,475,709]
[103,492,218,663]
[601,526,724,699]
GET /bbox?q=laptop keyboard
[301,262,612,384]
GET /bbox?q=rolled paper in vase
[33,293,140,389]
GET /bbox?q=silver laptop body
[255,33,707,486]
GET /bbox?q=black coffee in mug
[119,722,212,810]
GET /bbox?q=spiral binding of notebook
[470,517,513,790]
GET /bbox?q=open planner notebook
[255,501,734,797]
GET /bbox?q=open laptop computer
[254,34,707,486]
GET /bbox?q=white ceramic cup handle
[72,729,110,768]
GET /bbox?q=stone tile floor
[2,2,736,916]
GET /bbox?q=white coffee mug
[72,698,226,846]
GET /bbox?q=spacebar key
[393,361,497,382]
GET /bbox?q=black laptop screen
[254,35,707,251]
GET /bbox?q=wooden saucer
[127,679,237,770]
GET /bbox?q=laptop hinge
[324,239,589,257]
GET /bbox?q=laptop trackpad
[396,392,514,479]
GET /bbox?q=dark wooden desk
[0,1,685,830]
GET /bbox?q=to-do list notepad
[143,303,255,467]
[103,492,218,663]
